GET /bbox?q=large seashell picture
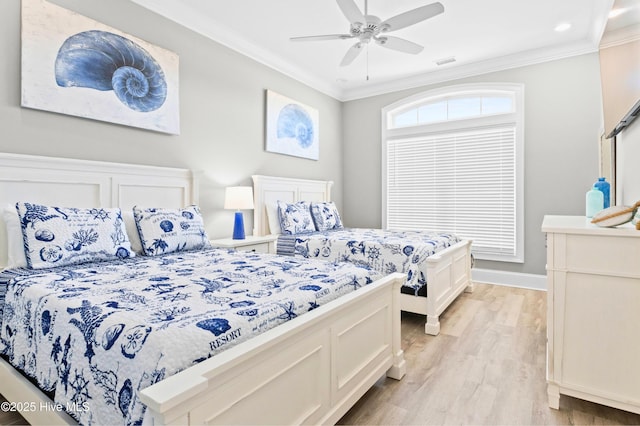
[265,90,319,160]
[21,0,179,135]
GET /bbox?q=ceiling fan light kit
[291,0,444,67]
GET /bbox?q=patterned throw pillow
[133,205,211,256]
[277,201,316,235]
[310,201,343,231]
[15,202,134,269]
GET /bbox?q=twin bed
[252,175,474,336]
[0,153,406,425]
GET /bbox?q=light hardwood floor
[0,399,28,425]
[2,283,640,425]
[338,283,640,425]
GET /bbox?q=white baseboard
[471,268,546,291]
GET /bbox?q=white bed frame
[0,153,406,425]
[252,174,474,335]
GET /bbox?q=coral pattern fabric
[0,249,378,425]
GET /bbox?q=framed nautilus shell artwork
[265,90,319,160]
[21,0,180,135]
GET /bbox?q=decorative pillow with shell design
[133,205,211,256]
[310,201,343,231]
[16,202,134,269]
[277,201,316,235]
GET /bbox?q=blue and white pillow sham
[277,201,316,235]
[310,201,343,231]
[133,205,211,256]
[15,202,134,269]
[275,201,344,234]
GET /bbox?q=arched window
[389,90,515,128]
[382,83,524,262]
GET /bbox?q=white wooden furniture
[252,174,474,335]
[542,215,640,415]
[0,153,406,425]
[209,234,277,253]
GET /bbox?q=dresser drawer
[558,234,640,277]
[209,236,277,254]
[237,242,270,253]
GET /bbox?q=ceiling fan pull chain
[366,44,369,81]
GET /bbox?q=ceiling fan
[290,0,444,67]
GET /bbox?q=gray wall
[0,0,343,238]
[1,0,606,276]
[343,54,604,276]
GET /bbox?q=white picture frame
[265,90,319,160]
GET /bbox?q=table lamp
[224,186,254,239]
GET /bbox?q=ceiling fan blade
[380,2,444,32]
[340,42,364,66]
[375,36,424,54]
[290,34,354,42]
[336,0,365,25]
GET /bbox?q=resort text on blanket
[0,248,380,425]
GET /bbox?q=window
[382,83,524,262]
[388,90,515,128]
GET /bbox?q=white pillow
[122,210,143,254]
[2,206,28,268]
[265,201,282,235]
[15,202,135,269]
[133,205,211,256]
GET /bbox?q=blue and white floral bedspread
[277,228,460,293]
[0,248,379,425]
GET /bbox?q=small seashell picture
[21,0,180,135]
[265,90,319,160]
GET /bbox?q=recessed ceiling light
[609,8,628,18]
[554,22,572,32]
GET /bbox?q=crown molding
[599,23,640,49]
[589,0,616,46]
[130,0,343,100]
[340,39,599,101]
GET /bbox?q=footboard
[400,239,473,335]
[139,272,407,425]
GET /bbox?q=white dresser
[541,215,640,414]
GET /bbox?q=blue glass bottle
[594,177,610,208]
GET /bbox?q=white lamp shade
[224,186,254,210]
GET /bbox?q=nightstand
[209,235,278,254]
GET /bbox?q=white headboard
[0,153,196,267]
[252,175,333,236]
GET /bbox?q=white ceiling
[130,0,640,101]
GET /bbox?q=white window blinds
[386,126,517,260]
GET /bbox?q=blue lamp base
[232,211,245,240]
